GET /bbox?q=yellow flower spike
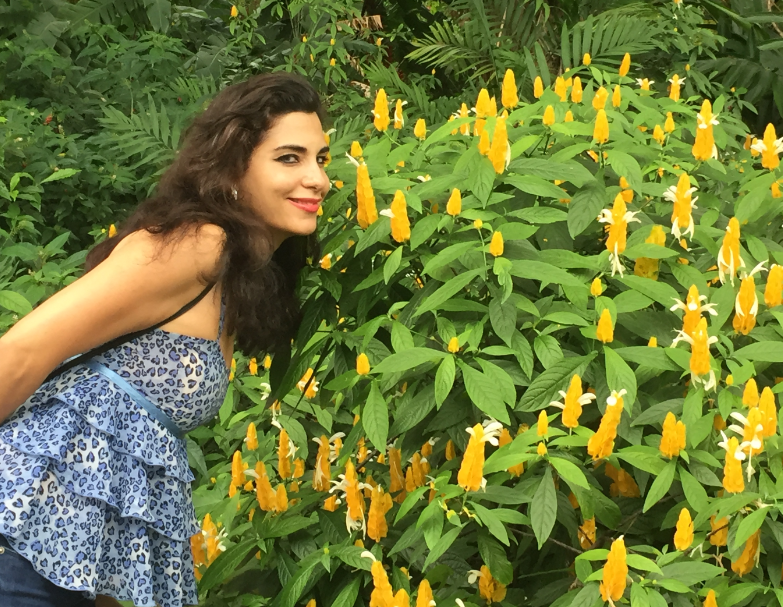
[275,484,288,513]
[229,358,236,381]
[501,69,519,108]
[590,277,603,297]
[457,102,470,135]
[448,336,460,353]
[339,459,366,533]
[578,517,596,549]
[537,410,548,437]
[766,264,783,307]
[733,272,760,336]
[571,77,583,103]
[445,439,456,460]
[323,495,339,511]
[598,192,641,276]
[415,579,434,607]
[372,88,390,131]
[368,559,395,607]
[478,128,491,155]
[652,124,665,145]
[356,353,370,375]
[355,162,378,229]
[230,5,238,17]
[619,53,631,77]
[488,115,510,174]
[634,225,666,280]
[718,433,745,493]
[542,105,555,126]
[692,99,719,161]
[388,446,406,501]
[537,441,548,456]
[320,253,332,270]
[636,78,654,90]
[592,86,608,111]
[665,172,698,242]
[293,458,305,478]
[773,182,782,198]
[263,354,272,369]
[278,428,293,479]
[731,530,761,577]
[381,190,411,243]
[596,308,614,343]
[446,188,462,216]
[672,316,718,390]
[329,58,336,67]
[759,387,777,437]
[648,336,657,347]
[605,462,640,497]
[231,450,247,489]
[587,390,626,460]
[393,99,405,129]
[475,88,491,121]
[255,461,277,511]
[717,217,744,285]
[414,118,427,140]
[474,219,483,230]
[297,368,320,399]
[668,74,684,102]
[659,412,687,458]
[471,565,506,603]
[244,422,259,450]
[702,591,718,607]
[599,536,628,602]
[664,112,675,133]
[488,96,498,117]
[533,76,544,99]
[612,85,622,107]
[489,230,504,257]
[583,53,591,66]
[671,284,716,339]
[673,507,694,551]
[564,110,574,122]
[751,123,783,170]
[550,374,596,429]
[593,109,609,144]
[554,76,567,102]
[350,141,363,158]
[313,435,332,491]
[709,515,728,546]
[457,420,504,492]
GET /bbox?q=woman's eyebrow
[273,144,330,154]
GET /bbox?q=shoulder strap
[43,282,216,384]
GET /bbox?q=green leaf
[619,275,680,308]
[530,466,557,548]
[656,561,726,585]
[355,216,391,254]
[489,296,517,346]
[605,346,637,411]
[549,456,590,489]
[732,508,768,552]
[0,290,32,315]
[458,360,511,424]
[40,168,81,184]
[471,502,510,545]
[331,545,373,571]
[518,353,596,411]
[218,384,236,425]
[623,243,678,260]
[510,260,584,288]
[505,175,569,199]
[330,577,361,607]
[507,157,595,187]
[508,206,568,224]
[197,538,258,593]
[422,242,478,276]
[414,268,485,317]
[734,342,783,363]
[423,526,460,571]
[469,157,496,204]
[614,347,680,371]
[626,554,663,574]
[410,213,441,250]
[384,246,403,284]
[278,550,323,607]
[568,179,606,238]
[606,150,642,190]
[679,466,709,513]
[643,459,676,512]
[371,348,447,373]
[363,381,389,451]
[569,581,600,607]
[478,530,513,585]
[434,355,456,407]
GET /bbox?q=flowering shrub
[188,49,783,607]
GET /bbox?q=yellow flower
[599,536,628,602]
[605,462,639,497]
[692,99,719,161]
[593,109,609,144]
[356,353,370,375]
[564,110,574,122]
[751,123,783,170]
[659,412,687,458]
[703,590,718,607]
[773,182,782,198]
[665,172,698,241]
[709,515,728,546]
[542,105,555,126]
[457,102,470,135]
[488,115,510,174]
[578,517,596,549]
[664,112,675,133]
[759,387,777,437]
[717,433,745,493]
[733,272,760,335]
[393,99,405,129]
[350,141,363,158]
[598,192,641,276]
[229,357,236,381]
[297,367,320,399]
[633,225,666,280]
[373,88,390,131]
[416,580,434,607]
[355,162,378,229]
[533,76,544,99]
[590,277,603,296]
[414,118,426,140]
[320,253,332,270]
[230,5,238,17]
[244,422,258,450]
[230,450,247,490]
[536,410,548,437]
[457,420,503,492]
[766,264,783,307]
[478,129,490,155]
[501,69,519,108]
[612,85,621,107]
[731,530,761,576]
[587,390,626,460]
[571,77,583,103]
[669,74,684,102]
[554,76,567,102]
[278,427,293,479]
[717,217,744,285]
[335,459,366,532]
[293,458,305,478]
[596,308,614,343]
[592,86,608,111]
[108,224,117,238]
[652,124,665,145]
[619,53,631,76]
[335,180,344,189]
[323,495,339,511]
[275,484,288,513]
[648,336,657,347]
[255,461,277,511]
[673,508,693,551]
[474,219,483,230]
[537,442,547,456]
[446,188,462,216]
[636,78,654,90]
[550,374,596,429]
[445,439,456,460]
[381,190,410,243]
[489,230,504,257]
[447,337,460,353]
[313,434,332,491]
[671,284,717,339]
[330,58,336,66]
[583,53,591,66]
[470,565,507,603]
[672,316,718,390]
[263,355,272,369]
[388,447,406,500]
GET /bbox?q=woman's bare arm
[0,224,225,425]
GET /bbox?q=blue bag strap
[85,361,186,440]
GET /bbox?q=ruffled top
[0,289,230,607]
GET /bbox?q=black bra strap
[43,282,217,383]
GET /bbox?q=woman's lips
[288,198,321,213]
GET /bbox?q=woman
[0,72,331,607]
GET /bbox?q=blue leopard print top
[0,289,230,607]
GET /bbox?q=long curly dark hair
[85,72,326,355]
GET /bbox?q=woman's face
[240,111,331,248]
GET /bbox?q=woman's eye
[278,155,328,165]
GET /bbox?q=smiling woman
[0,72,330,607]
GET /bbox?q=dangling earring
[231,186,238,200]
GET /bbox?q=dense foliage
[5,2,783,607]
